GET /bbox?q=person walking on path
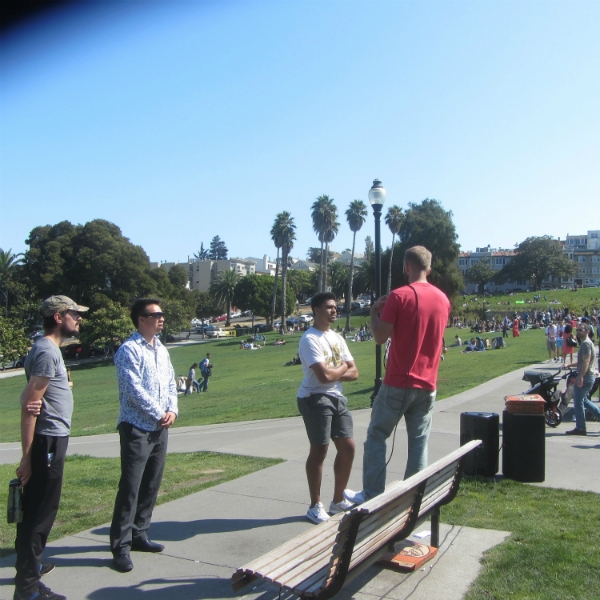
[14,295,88,600]
[565,322,600,436]
[546,321,558,362]
[345,246,451,505]
[562,323,576,366]
[110,299,178,573]
[297,292,358,524]
[199,353,213,392]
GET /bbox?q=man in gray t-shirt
[566,322,600,436]
[14,295,87,600]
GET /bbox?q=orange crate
[505,394,545,415]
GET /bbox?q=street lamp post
[369,178,387,401]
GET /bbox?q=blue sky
[1,0,598,265]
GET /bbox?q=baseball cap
[41,295,89,317]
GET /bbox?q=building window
[593,256,599,262]
[593,267,598,274]
[458,258,467,266]
[578,256,586,262]
[580,268,586,274]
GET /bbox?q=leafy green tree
[306,247,333,264]
[364,236,374,262]
[391,199,462,299]
[168,264,189,289]
[0,316,29,366]
[287,270,314,301]
[79,300,133,358]
[384,206,404,294]
[149,268,175,299]
[196,292,222,322]
[210,269,241,326]
[464,260,496,295]
[208,236,228,260]
[22,220,157,308]
[161,298,194,342]
[329,261,350,301]
[496,236,577,290]
[271,212,296,332]
[345,200,368,329]
[194,243,209,261]
[353,256,374,298]
[233,274,295,320]
[0,248,25,317]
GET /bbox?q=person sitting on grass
[462,338,477,353]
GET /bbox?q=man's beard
[60,322,79,338]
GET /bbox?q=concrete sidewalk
[1,361,598,599]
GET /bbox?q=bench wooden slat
[235,512,349,580]
[269,523,350,586]
[231,440,481,599]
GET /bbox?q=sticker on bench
[377,540,438,572]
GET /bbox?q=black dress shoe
[113,554,134,572]
[131,538,164,553]
[40,562,55,576]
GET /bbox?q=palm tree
[0,248,24,284]
[345,200,368,329]
[209,269,241,326]
[385,206,404,294]
[311,195,338,292]
[271,212,296,333]
[269,220,283,327]
[0,248,24,317]
[322,214,339,292]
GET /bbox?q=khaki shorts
[297,394,353,446]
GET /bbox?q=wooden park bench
[232,440,481,600]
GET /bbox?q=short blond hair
[404,246,432,271]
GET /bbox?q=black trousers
[109,422,168,556]
[15,434,69,595]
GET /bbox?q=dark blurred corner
[1,0,76,33]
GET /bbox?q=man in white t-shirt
[297,292,359,524]
[546,322,558,361]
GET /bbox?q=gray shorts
[297,394,353,446]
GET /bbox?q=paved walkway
[1,361,598,600]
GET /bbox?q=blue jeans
[200,375,209,392]
[363,383,436,499]
[574,374,600,431]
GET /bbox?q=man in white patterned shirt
[110,298,178,573]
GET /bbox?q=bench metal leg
[430,506,440,548]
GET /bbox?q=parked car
[242,310,253,317]
[286,317,298,327]
[254,323,270,333]
[206,327,227,338]
[230,310,241,319]
[0,354,27,370]
[61,343,82,359]
[299,314,314,323]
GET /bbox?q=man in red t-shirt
[345,246,451,503]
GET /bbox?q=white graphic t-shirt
[297,327,353,398]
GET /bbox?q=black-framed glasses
[143,312,165,319]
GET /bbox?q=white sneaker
[306,502,330,524]
[343,489,367,505]
[329,498,354,514]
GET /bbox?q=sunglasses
[143,312,165,319]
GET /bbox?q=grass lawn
[0,452,281,558]
[443,477,600,599]
[0,325,550,443]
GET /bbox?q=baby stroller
[522,368,569,427]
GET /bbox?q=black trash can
[502,410,545,482]
[460,412,499,477]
